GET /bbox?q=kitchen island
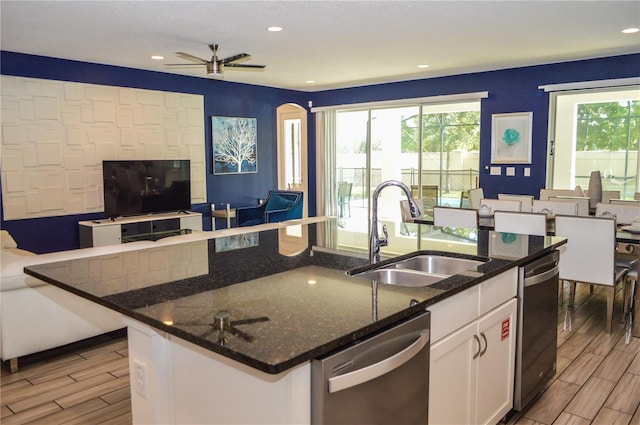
[25,217,566,424]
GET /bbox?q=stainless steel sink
[390,255,485,275]
[351,268,447,287]
[349,254,488,288]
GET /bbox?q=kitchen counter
[24,218,566,374]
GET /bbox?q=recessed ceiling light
[306,80,315,84]
[418,64,430,69]
[267,26,283,32]
[622,27,639,34]
[151,55,164,60]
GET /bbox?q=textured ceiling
[1,1,639,91]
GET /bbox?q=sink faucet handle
[379,224,389,247]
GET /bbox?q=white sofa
[0,230,210,372]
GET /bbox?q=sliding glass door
[331,100,480,255]
[422,103,480,205]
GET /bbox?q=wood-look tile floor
[1,330,131,424]
[1,284,639,425]
[511,283,640,425]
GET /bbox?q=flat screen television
[103,159,191,219]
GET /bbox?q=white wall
[1,76,206,220]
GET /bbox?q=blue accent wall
[2,51,639,253]
[310,54,640,200]
[1,51,309,252]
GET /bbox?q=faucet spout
[369,180,421,263]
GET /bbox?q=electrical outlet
[133,359,148,399]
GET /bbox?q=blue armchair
[236,190,303,227]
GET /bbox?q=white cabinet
[430,317,477,425]
[428,269,517,425]
[124,318,310,425]
[476,299,517,425]
[79,212,202,247]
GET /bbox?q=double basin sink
[348,254,489,288]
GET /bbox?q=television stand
[79,211,202,248]
[120,228,192,244]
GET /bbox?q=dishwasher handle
[328,330,430,394]
[524,264,559,287]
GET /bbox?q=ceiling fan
[165,44,265,78]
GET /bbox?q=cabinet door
[180,214,203,231]
[429,320,478,425]
[475,298,517,425]
[92,225,122,246]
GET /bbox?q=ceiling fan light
[206,61,223,78]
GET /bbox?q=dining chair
[478,198,521,213]
[399,199,421,235]
[603,190,621,204]
[498,194,533,212]
[411,185,439,212]
[595,201,639,288]
[459,190,470,208]
[539,189,574,201]
[624,269,637,342]
[432,206,478,229]
[400,199,424,222]
[337,181,353,217]
[555,215,629,333]
[468,188,484,210]
[610,199,640,206]
[584,190,621,204]
[493,211,547,236]
[604,190,620,204]
[549,196,590,216]
[532,200,578,216]
[595,202,640,225]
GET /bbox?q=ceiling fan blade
[225,63,266,69]
[175,52,208,64]
[222,53,250,64]
[164,63,205,67]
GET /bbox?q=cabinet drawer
[479,268,517,316]
[429,267,518,344]
[429,285,480,343]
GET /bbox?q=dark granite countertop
[24,218,566,374]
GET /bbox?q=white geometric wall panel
[0,76,206,220]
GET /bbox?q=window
[549,87,639,199]
[283,118,302,188]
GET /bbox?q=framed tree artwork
[212,116,258,174]
[491,112,533,164]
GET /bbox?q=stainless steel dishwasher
[311,311,430,425]
[514,250,560,411]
